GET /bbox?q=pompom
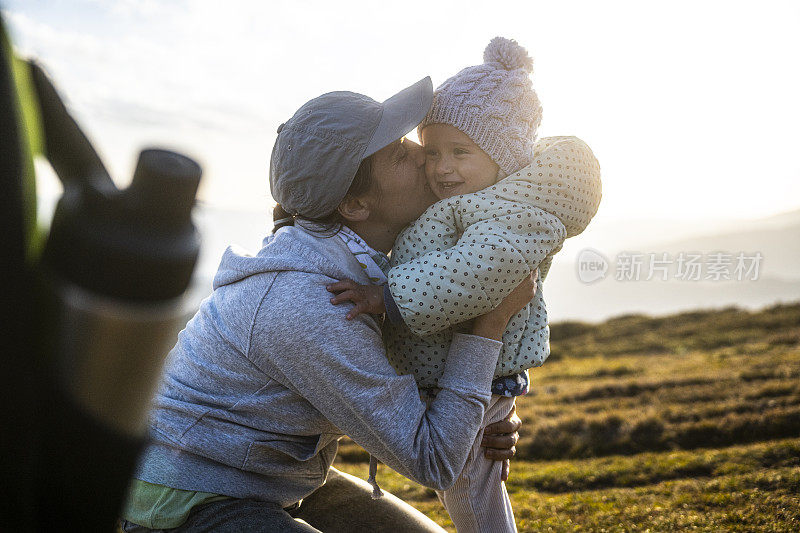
[483,37,533,73]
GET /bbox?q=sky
[4,0,800,222]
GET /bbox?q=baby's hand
[326,279,386,320]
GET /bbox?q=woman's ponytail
[272,204,295,233]
[271,154,375,235]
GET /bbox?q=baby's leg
[436,395,517,533]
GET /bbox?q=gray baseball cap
[269,76,433,219]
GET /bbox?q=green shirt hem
[121,479,230,529]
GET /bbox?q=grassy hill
[335,302,800,531]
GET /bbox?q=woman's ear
[337,195,371,222]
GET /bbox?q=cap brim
[363,76,433,158]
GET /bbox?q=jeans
[119,467,446,532]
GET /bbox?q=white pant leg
[437,395,517,533]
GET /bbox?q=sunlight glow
[5,0,799,221]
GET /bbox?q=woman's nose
[409,143,425,167]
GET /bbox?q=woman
[121,77,534,532]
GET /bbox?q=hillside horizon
[186,204,800,322]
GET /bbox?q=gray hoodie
[134,221,503,508]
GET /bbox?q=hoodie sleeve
[251,272,502,491]
[387,191,567,337]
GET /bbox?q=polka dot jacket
[383,136,602,388]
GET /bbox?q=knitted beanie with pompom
[418,37,542,175]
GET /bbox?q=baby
[332,37,601,532]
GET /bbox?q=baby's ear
[337,195,371,222]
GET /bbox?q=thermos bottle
[42,148,202,437]
[24,60,203,529]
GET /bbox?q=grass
[334,302,800,531]
[335,443,800,532]
[546,302,800,360]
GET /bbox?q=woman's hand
[327,279,386,319]
[481,404,522,482]
[471,270,538,340]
